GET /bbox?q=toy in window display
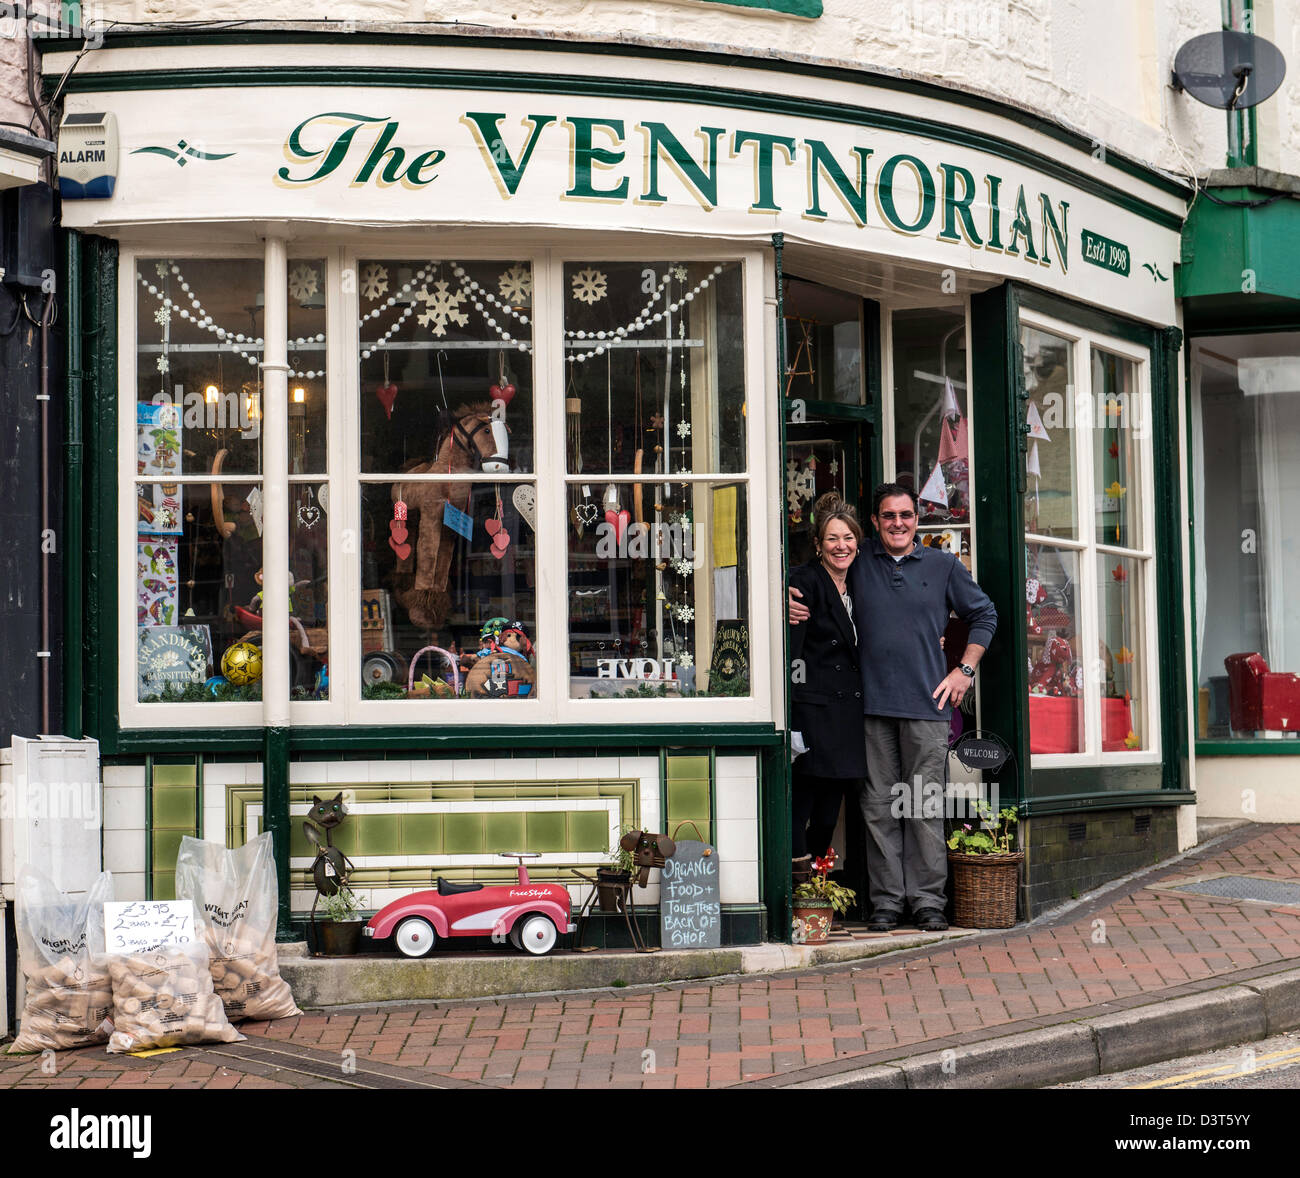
[463,620,536,698]
[390,401,510,631]
[221,640,263,686]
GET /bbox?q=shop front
[47,29,1192,937]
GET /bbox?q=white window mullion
[535,248,566,726]
[338,248,364,725]
[1076,335,1102,762]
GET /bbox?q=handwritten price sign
[104,900,195,954]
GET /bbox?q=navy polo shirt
[849,536,998,721]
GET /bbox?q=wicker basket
[948,851,1024,929]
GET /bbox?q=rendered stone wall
[69,0,1258,177]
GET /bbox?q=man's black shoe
[866,910,900,932]
[914,908,949,932]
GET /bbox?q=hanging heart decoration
[485,509,511,559]
[576,502,599,528]
[511,484,537,531]
[376,382,399,419]
[489,383,517,408]
[604,508,631,542]
[389,499,411,560]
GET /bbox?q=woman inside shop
[788,493,868,879]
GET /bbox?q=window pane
[1192,333,1300,740]
[1092,348,1142,549]
[567,483,749,699]
[562,261,745,475]
[135,479,262,702]
[1022,326,1077,540]
[290,485,329,700]
[1099,555,1147,751]
[892,307,969,525]
[783,277,862,405]
[288,257,327,475]
[136,258,264,477]
[785,437,850,567]
[359,260,533,475]
[1026,542,1084,753]
[359,481,536,700]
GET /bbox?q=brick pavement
[4,824,1300,1090]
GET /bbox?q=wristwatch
[959,663,976,678]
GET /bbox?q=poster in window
[137,626,212,697]
[137,538,179,628]
[709,619,749,691]
[136,403,183,534]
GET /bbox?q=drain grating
[1165,875,1300,905]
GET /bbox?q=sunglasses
[877,511,916,522]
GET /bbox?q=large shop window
[1020,313,1158,762]
[1191,333,1300,742]
[121,249,767,726]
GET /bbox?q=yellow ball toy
[221,641,263,686]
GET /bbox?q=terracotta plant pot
[596,868,631,913]
[792,898,833,944]
[947,851,1024,929]
[315,919,364,956]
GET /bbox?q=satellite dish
[1171,29,1286,110]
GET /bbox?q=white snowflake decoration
[360,264,389,302]
[786,459,816,513]
[416,280,470,336]
[672,265,689,281]
[571,268,608,306]
[288,264,320,303]
[829,458,840,476]
[672,558,693,577]
[153,307,171,326]
[677,421,692,438]
[154,260,170,279]
[678,653,694,668]
[498,263,533,306]
[674,604,695,623]
[156,355,169,374]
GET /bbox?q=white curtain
[1254,391,1300,672]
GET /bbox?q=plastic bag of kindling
[106,941,245,1053]
[175,832,302,1021]
[8,867,115,1054]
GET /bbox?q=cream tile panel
[103,785,146,831]
[103,829,145,876]
[720,860,759,906]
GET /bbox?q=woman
[788,493,868,878]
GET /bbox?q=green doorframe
[62,228,85,740]
[972,282,1192,814]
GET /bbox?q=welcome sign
[58,80,1181,323]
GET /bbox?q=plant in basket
[947,802,1022,930]
[792,850,856,944]
[595,823,638,913]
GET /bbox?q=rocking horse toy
[391,401,510,632]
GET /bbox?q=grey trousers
[859,714,950,914]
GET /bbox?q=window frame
[118,240,773,729]
[1019,307,1161,769]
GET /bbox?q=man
[790,482,997,932]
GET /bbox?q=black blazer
[788,560,868,779]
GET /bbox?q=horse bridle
[450,414,509,471]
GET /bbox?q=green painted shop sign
[1081,228,1130,276]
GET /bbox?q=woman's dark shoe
[867,909,900,932]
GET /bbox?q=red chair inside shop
[1224,652,1300,734]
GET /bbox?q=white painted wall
[1196,755,1300,821]
[65,0,1272,178]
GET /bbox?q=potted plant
[947,802,1022,929]
[315,885,365,956]
[792,851,856,944]
[596,823,637,913]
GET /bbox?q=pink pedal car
[363,852,576,957]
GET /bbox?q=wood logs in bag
[7,961,114,1054]
[106,950,244,1053]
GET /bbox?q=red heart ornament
[389,521,408,545]
[389,539,412,560]
[376,383,398,419]
[490,383,517,407]
[491,532,511,559]
[485,518,502,537]
[604,509,630,542]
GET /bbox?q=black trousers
[792,772,855,860]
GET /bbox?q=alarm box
[57,111,118,199]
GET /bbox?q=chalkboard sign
[659,840,721,949]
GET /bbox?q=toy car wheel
[393,916,437,958]
[507,923,523,950]
[516,914,557,956]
